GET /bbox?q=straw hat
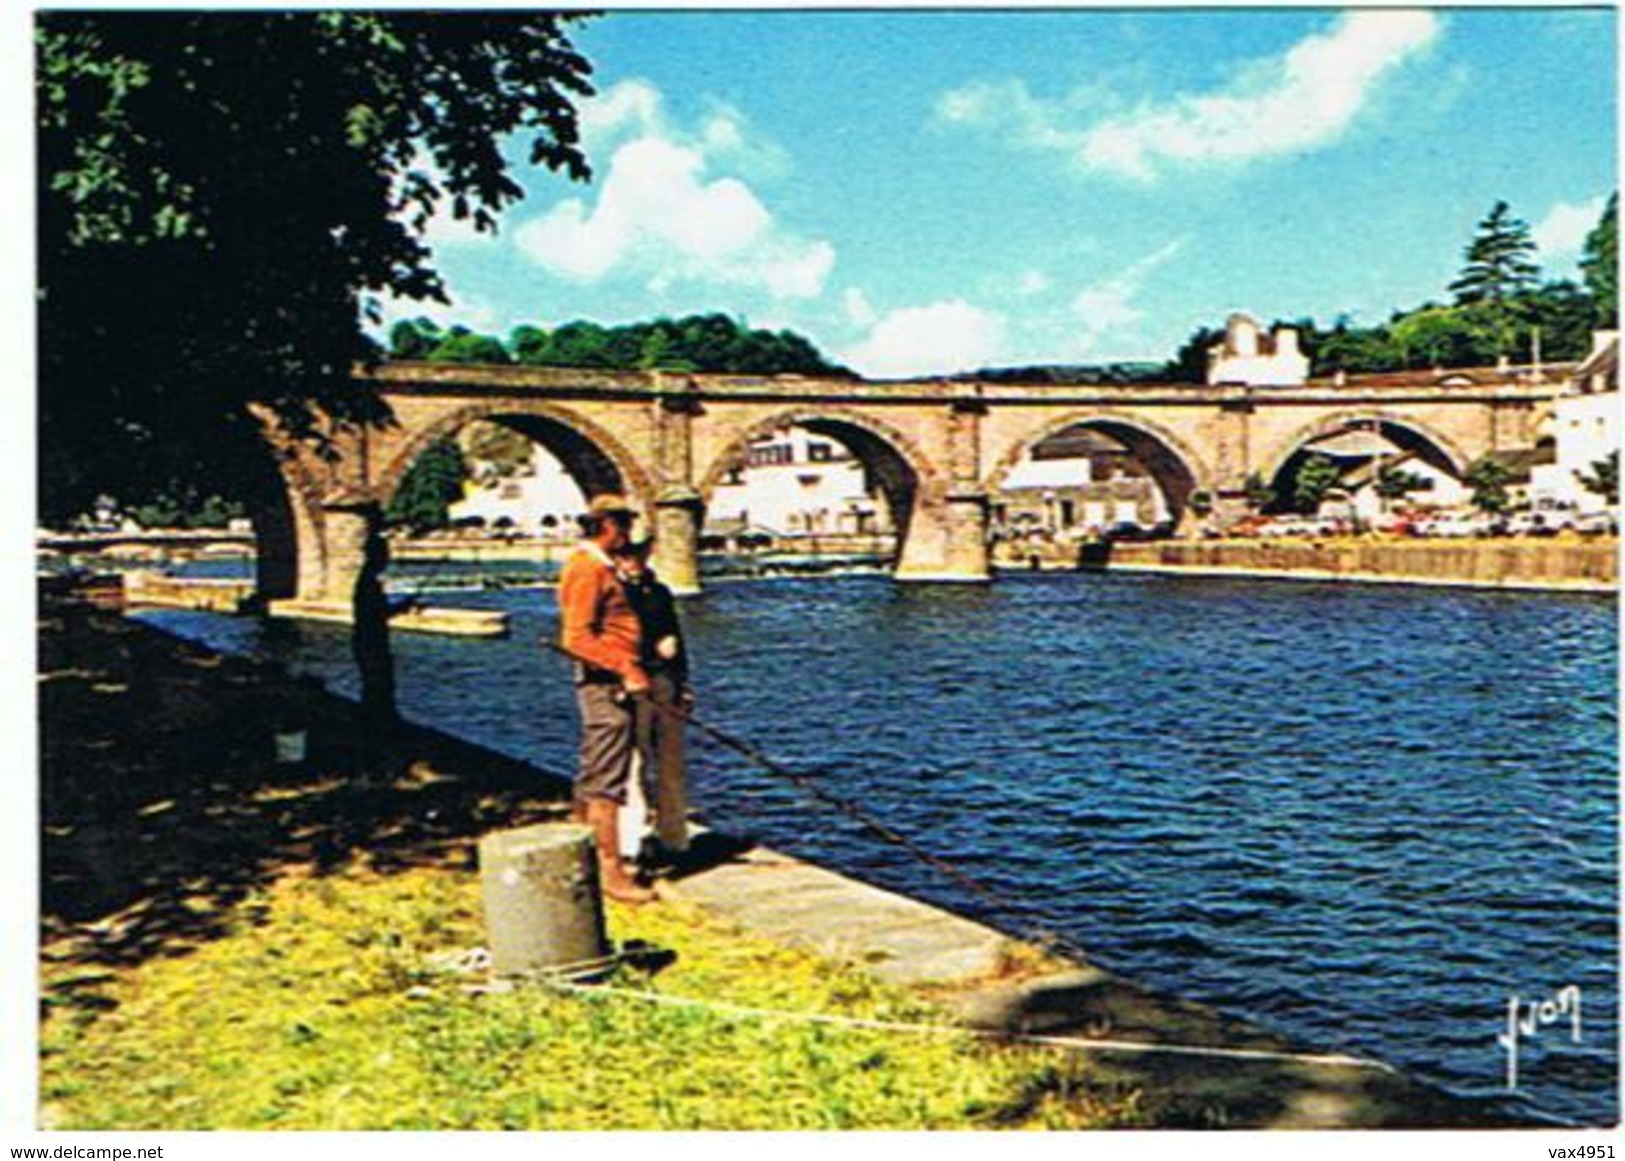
[586,493,638,517]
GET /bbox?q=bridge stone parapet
[252,361,1566,602]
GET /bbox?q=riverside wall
[1052,538,1617,593]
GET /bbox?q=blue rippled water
[139,570,1619,1124]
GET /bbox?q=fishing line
[546,639,1106,964]
[536,974,1399,1075]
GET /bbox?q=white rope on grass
[541,977,1399,1075]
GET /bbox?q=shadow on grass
[39,595,585,980]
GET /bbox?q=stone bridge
[255,362,1559,600]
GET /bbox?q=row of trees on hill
[380,313,851,531]
[387,312,848,376]
[1166,196,1618,381]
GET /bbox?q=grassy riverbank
[37,595,1144,1130]
[41,862,1140,1130]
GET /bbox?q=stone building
[991,428,1166,534]
[446,447,585,533]
[1207,313,1310,387]
[1530,331,1619,513]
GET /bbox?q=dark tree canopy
[1465,456,1514,514]
[37,11,595,522]
[386,311,847,376]
[1291,454,1343,512]
[386,437,467,533]
[1580,193,1618,328]
[1580,450,1618,506]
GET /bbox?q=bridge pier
[651,488,704,597]
[312,497,374,605]
[895,488,992,583]
[895,394,992,583]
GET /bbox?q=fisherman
[614,535,692,860]
[557,493,656,904]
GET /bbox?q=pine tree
[1580,193,1618,328]
[1450,201,1542,307]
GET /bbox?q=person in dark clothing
[351,500,400,787]
[615,536,692,856]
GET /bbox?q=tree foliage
[1579,450,1619,506]
[386,438,468,534]
[462,421,534,481]
[126,487,249,530]
[1161,326,1225,384]
[38,12,596,522]
[387,311,845,376]
[1243,472,1275,512]
[1164,198,1608,380]
[1465,457,1513,514]
[39,13,597,751]
[1450,200,1541,308]
[1389,304,1504,368]
[1291,455,1343,512]
[1374,463,1429,503]
[1580,193,1618,327]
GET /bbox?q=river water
[138,567,1618,1124]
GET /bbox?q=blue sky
[394,8,1617,378]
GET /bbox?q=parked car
[1504,511,1557,537]
[1574,510,1618,536]
[1102,520,1174,542]
[1259,515,1342,538]
[1415,512,1494,538]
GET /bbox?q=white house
[1207,313,1310,387]
[1530,331,1619,514]
[1297,428,1469,519]
[707,426,889,536]
[994,428,1166,531]
[447,447,586,533]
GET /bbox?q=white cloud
[840,300,1007,379]
[579,78,666,147]
[1534,195,1607,260]
[1069,240,1185,350]
[935,80,1087,153]
[843,288,878,326]
[518,83,832,300]
[368,287,505,341]
[1017,271,1052,297]
[941,11,1440,181]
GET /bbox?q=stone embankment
[1001,537,1617,593]
[124,569,255,613]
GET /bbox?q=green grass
[41,861,1144,1130]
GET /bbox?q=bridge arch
[376,399,658,516]
[260,446,331,602]
[984,410,1216,526]
[1259,410,1471,494]
[697,405,948,544]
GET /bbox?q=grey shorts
[574,682,635,803]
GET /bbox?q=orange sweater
[558,544,647,685]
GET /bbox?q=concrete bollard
[479,824,608,976]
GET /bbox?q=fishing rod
[543,638,1098,964]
